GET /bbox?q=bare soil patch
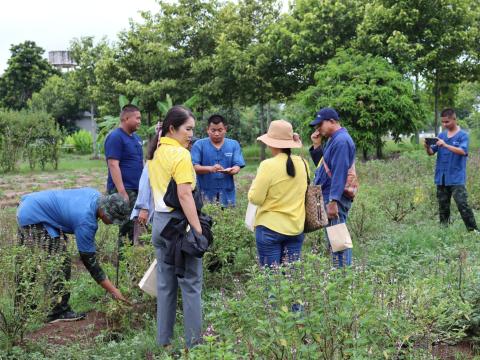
[0,169,106,208]
[25,311,108,346]
[432,341,475,359]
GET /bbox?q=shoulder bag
[302,159,328,233]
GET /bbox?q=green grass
[0,153,106,175]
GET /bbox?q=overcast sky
[0,0,161,74]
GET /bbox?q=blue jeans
[324,197,352,268]
[255,225,304,267]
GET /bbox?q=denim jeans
[324,197,352,268]
[255,225,304,267]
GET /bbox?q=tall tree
[69,36,110,156]
[93,0,219,122]
[298,50,426,159]
[193,0,282,159]
[28,74,80,131]
[265,0,365,96]
[357,0,480,134]
[0,41,58,110]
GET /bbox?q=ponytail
[146,132,160,160]
[283,148,295,177]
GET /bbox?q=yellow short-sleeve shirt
[148,137,196,212]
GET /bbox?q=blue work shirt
[191,138,245,207]
[104,128,143,192]
[130,164,154,223]
[431,129,469,185]
[16,188,101,253]
[314,128,356,207]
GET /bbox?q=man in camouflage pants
[16,189,131,323]
[424,108,478,231]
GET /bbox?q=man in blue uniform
[16,188,130,323]
[191,114,245,207]
[104,104,144,245]
[424,108,478,231]
[310,108,356,267]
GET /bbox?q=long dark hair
[160,105,195,138]
[282,148,295,177]
[146,132,160,160]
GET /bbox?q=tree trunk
[91,103,98,159]
[259,103,266,161]
[266,102,271,128]
[362,148,368,161]
[414,73,420,144]
[434,70,440,136]
[147,112,152,141]
[376,138,383,159]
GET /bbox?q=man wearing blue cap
[310,107,356,267]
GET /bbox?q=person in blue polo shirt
[16,188,130,323]
[104,104,144,246]
[191,114,245,207]
[310,108,356,268]
[424,108,478,231]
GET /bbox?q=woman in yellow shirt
[248,120,308,267]
[148,105,203,349]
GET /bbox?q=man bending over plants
[16,188,130,323]
[424,108,478,232]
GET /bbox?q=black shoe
[47,311,86,324]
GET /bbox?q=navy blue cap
[309,107,339,127]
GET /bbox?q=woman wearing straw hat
[248,120,309,267]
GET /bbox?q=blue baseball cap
[309,107,339,127]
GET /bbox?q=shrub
[0,110,61,172]
[64,130,93,155]
[0,244,68,349]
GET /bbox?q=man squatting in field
[424,108,478,232]
[16,188,130,323]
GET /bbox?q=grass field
[1,149,480,358]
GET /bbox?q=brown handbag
[302,159,329,233]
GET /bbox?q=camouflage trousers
[437,185,478,231]
[108,188,138,247]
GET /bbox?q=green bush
[0,110,61,172]
[0,244,68,349]
[64,130,93,155]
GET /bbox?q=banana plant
[148,94,200,134]
[97,95,139,137]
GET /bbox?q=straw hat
[257,120,302,149]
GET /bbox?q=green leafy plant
[64,130,93,155]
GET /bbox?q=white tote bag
[244,202,258,232]
[326,222,353,252]
[138,259,157,297]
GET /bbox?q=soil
[0,169,105,208]
[431,342,475,359]
[25,311,109,346]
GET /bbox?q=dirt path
[432,342,474,359]
[25,311,109,346]
[0,169,106,208]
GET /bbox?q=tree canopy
[299,50,426,158]
[3,0,479,154]
[0,41,58,110]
